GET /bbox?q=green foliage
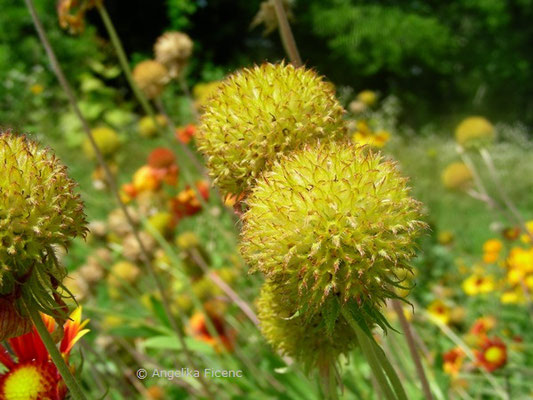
[0,0,101,129]
[166,0,198,31]
[310,1,455,76]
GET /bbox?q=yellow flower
[427,300,450,325]
[520,221,533,243]
[483,252,499,264]
[462,274,496,296]
[500,288,525,304]
[438,231,454,245]
[483,239,503,254]
[30,84,44,95]
[357,90,378,107]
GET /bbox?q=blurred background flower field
[1,0,532,399]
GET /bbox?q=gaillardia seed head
[0,133,87,333]
[441,162,473,190]
[455,116,495,148]
[133,60,169,99]
[257,282,355,372]
[154,31,193,79]
[241,140,426,317]
[196,62,347,195]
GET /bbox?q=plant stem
[342,308,397,400]
[23,2,214,398]
[25,302,87,400]
[479,148,533,242]
[96,4,158,122]
[328,362,339,400]
[273,0,303,66]
[392,299,433,400]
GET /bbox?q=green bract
[196,62,346,195]
[241,140,426,319]
[0,133,87,332]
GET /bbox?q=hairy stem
[26,302,87,400]
[23,1,214,397]
[273,0,302,66]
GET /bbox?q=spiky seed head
[241,140,426,319]
[132,60,169,99]
[455,116,495,148]
[154,31,193,79]
[83,127,120,159]
[257,282,355,372]
[0,133,87,335]
[196,62,347,195]
[442,162,473,190]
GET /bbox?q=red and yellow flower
[443,347,465,376]
[0,307,89,400]
[476,337,507,372]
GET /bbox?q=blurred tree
[293,0,533,127]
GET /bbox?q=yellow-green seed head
[0,133,87,330]
[83,127,121,159]
[441,162,473,190]
[257,282,355,372]
[241,140,426,319]
[196,62,347,195]
[455,116,495,148]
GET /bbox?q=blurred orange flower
[476,337,507,372]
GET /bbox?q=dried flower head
[455,116,495,148]
[196,62,346,195]
[154,31,193,79]
[133,60,169,99]
[57,0,102,34]
[241,140,426,322]
[251,0,293,35]
[0,133,87,338]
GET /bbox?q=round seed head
[241,140,426,319]
[133,60,169,99]
[0,133,87,327]
[455,116,495,148]
[441,162,473,190]
[154,31,193,79]
[257,282,355,372]
[196,62,347,195]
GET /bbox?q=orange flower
[0,307,89,400]
[176,124,196,144]
[476,337,507,372]
[188,310,234,352]
[170,181,210,220]
[470,316,497,337]
[443,348,465,376]
[147,148,179,186]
